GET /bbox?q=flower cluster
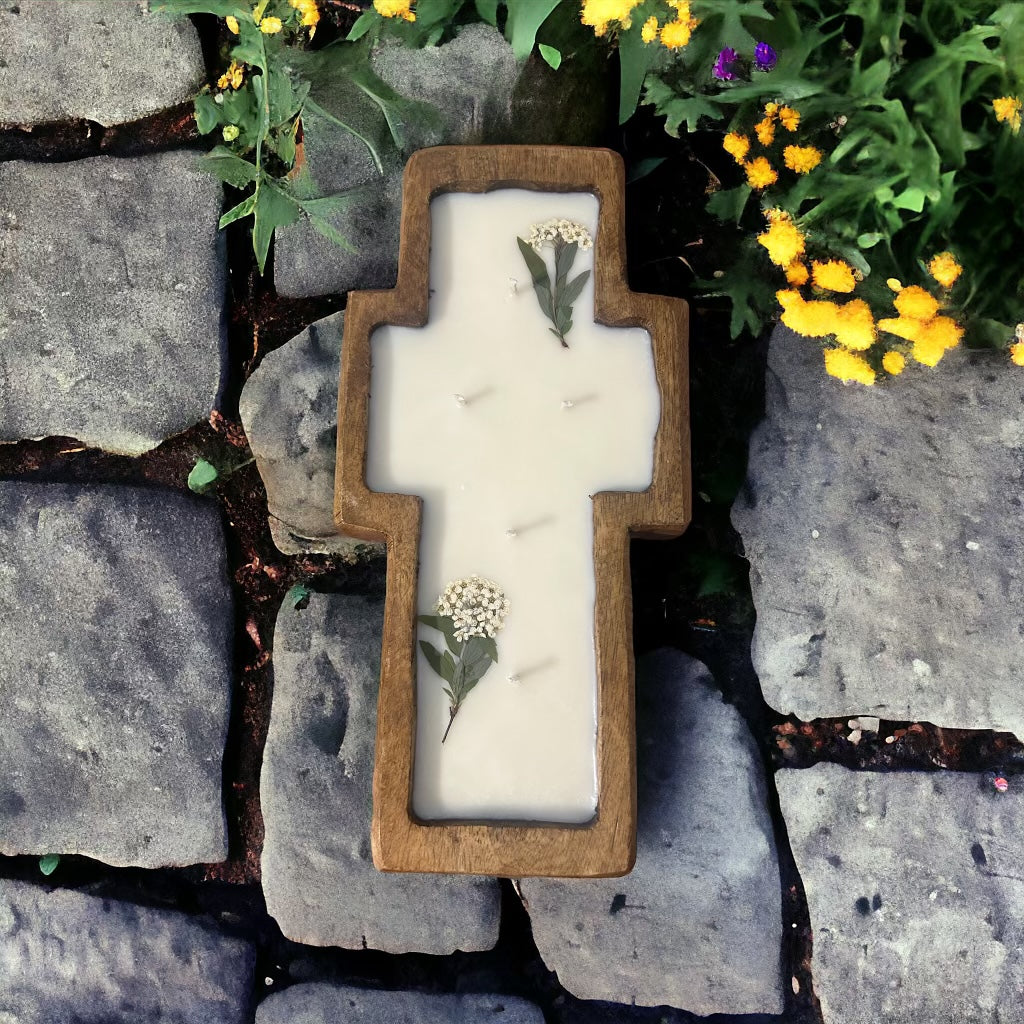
[290,0,319,32]
[527,218,594,252]
[374,0,415,21]
[761,210,969,384]
[993,95,1022,134]
[587,0,698,49]
[436,576,511,643]
[217,60,244,90]
[713,41,776,81]
[723,103,819,191]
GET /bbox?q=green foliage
[187,458,219,493]
[517,234,591,347]
[38,854,60,876]
[157,0,421,273]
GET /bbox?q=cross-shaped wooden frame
[334,146,690,877]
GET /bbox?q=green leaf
[253,180,301,274]
[441,649,458,687]
[857,231,885,248]
[626,157,666,183]
[517,237,549,288]
[617,20,657,125]
[219,193,257,230]
[38,854,59,876]
[154,0,247,15]
[474,0,498,26]
[554,240,577,288]
[418,613,460,653]
[302,96,383,175]
[188,458,218,493]
[201,147,259,189]
[505,0,560,59]
[420,640,445,680]
[706,184,751,225]
[194,93,221,135]
[285,583,311,609]
[892,187,926,212]
[559,269,590,308]
[538,44,562,70]
[346,10,377,41]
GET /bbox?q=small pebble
[811,529,820,539]
[912,659,932,676]
[965,540,980,551]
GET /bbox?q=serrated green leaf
[188,459,218,493]
[505,0,560,59]
[38,854,59,876]
[539,43,562,70]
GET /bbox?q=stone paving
[0,878,255,1023]
[0,6,1019,1024]
[0,482,233,867]
[261,591,502,953]
[0,152,225,454]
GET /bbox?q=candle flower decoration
[517,218,593,348]
[419,575,510,743]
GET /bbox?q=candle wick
[507,277,518,296]
[505,528,518,538]
[506,673,521,685]
[454,393,467,406]
[561,399,575,410]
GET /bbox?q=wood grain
[334,146,690,877]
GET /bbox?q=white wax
[366,190,659,822]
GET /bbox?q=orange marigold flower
[778,106,800,131]
[757,212,804,266]
[783,145,823,174]
[883,351,906,375]
[993,95,1022,133]
[893,285,939,321]
[722,132,750,163]
[755,117,775,146]
[824,348,876,385]
[832,298,876,351]
[811,259,856,293]
[745,156,778,189]
[927,251,962,289]
[785,261,809,286]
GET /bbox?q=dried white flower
[527,217,594,253]
[436,575,510,642]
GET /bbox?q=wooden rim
[335,146,690,876]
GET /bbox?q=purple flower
[754,42,778,71]
[713,47,738,81]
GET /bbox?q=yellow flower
[911,335,946,367]
[825,348,876,385]
[755,116,775,146]
[722,132,750,163]
[217,60,244,90]
[776,290,842,338]
[745,156,778,189]
[883,350,906,375]
[225,14,240,33]
[832,298,876,351]
[259,15,283,32]
[757,212,805,266]
[886,278,903,292]
[222,124,240,142]
[811,259,855,293]
[993,95,1022,133]
[580,0,641,36]
[878,316,924,342]
[778,106,800,131]
[374,0,416,20]
[660,9,698,49]
[641,16,659,43]
[764,102,778,115]
[785,260,809,286]
[917,315,963,352]
[893,285,939,321]
[1010,341,1024,366]
[783,145,823,174]
[927,251,962,289]
[291,0,319,29]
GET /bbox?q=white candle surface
[366,190,659,822]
